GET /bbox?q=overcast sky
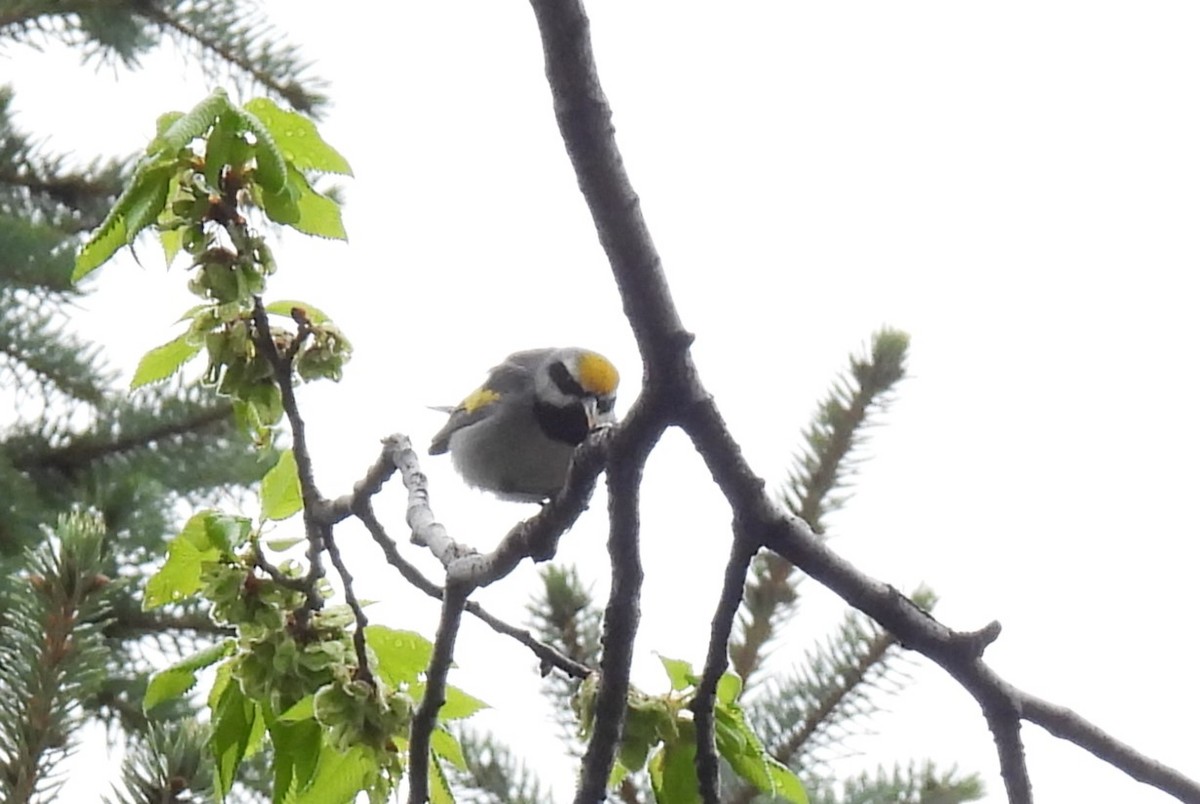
[10,2,1200,802]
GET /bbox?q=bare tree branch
[692,529,757,804]
[574,411,656,804]
[526,1,1200,803]
[249,296,325,613]
[407,581,467,804]
[1023,694,1200,803]
[354,470,591,681]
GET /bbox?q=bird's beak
[582,397,600,431]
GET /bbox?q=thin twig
[249,297,326,609]
[252,543,310,593]
[407,581,468,804]
[357,493,591,681]
[320,525,374,685]
[692,529,758,804]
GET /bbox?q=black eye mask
[549,360,586,398]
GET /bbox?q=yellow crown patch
[577,352,619,396]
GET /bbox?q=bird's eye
[549,361,586,398]
[597,396,615,414]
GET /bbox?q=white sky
[7,2,1199,802]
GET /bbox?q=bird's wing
[428,353,545,454]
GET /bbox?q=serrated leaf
[430,751,455,804]
[608,759,630,790]
[262,180,301,225]
[143,511,249,608]
[280,695,316,722]
[291,743,376,804]
[159,225,184,268]
[74,160,175,281]
[272,717,323,803]
[211,678,258,797]
[648,734,700,804]
[73,206,128,282]
[131,332,201,388]
[286,165,347,240]
[208,661,233,711]
[430,728,466,771]
[144,640,235,711]
[143,528,220,608]
[148,89,230,156]
[438,685,488,721]
[265,299,332,324]
[262,449,302,521]
[365,625,434,687]
[204,112,239,189]
[123,163,174,239]
[659,655,696,691]
[226,105,287,193]
[244,97,353,176]
[714,704,807,803]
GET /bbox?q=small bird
[429,347,620,502]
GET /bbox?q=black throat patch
[534,400,590,445]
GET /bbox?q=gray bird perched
[429,347,620,502]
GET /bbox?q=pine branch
[451,727,554,804]
[140,0,328,115]
[806,760,984,804]
[0,291,111,408]
[762,594,933,773]
[731,328,909,688]
[526,564,603,740]
[0,1,326,114]
[0,511,113,803]
[12,399,234,479]
[102,720,214,804]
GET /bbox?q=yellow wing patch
[461,386,501,413]
[578,352,620,396]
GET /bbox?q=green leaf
[648,734,700,804]
[144,524,220,608]
[714,704,807,804]
[262,180,302,225]
[266,535,307,552]
[211,677,259,797]
[262,449,303,521]
[244,97,353,175]
[265,299,333,324]
[159,224,185,268]
[148,89,231,156]
[272,717,323,803]
[430,728,466,771]
[429,752,455,804]
[438,685,488,721]
[365,625,433,687]
[659,655,697,691]
[204,112,240,189]
[290,743,376,804]
[286,165,347,239]
[280,695,316,722]
[716,671,742,705]
[143,511,250,608]
[144,639,235,711]
[74,160,175,282]
[131,332,201,388]
[208,661,233,711]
